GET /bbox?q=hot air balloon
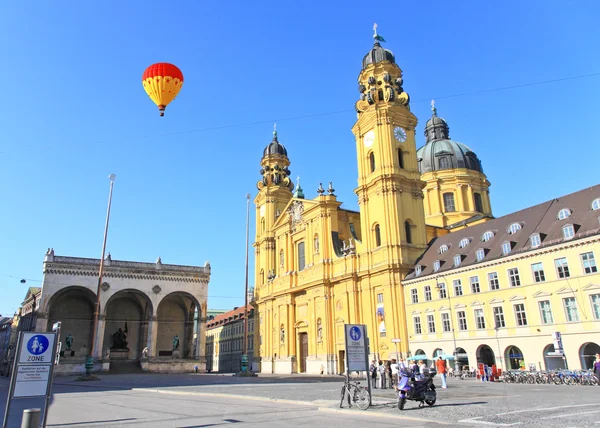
[142,63,184,116]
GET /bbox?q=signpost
[2,331,58,428]
[391,338,401,360]
[344,324,371,405]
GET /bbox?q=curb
[130,387,450,425]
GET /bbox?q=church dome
[417,139,483,174]
[362,42,395,70]
[263,131,288,157]
[417,102,483,174]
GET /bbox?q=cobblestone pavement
[2,372,599,427]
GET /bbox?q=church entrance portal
[298,332,308,373]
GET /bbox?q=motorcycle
[397,370,437,410]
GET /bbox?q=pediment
[469,301,485,307]
[271,197,321,229]
[411,310,421,315]
[488,298,504,304]
[509,295,526,302]
[334,317,345,324]
[294,321,308,328]
[438,306,449,311]
[379,343,389,350]
[454,303,466,310]
[555,287,577,295]
[532,291,552,299]
[581,283,600,292]
[425,308,435,313]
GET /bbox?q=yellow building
[403,185,600,371]
[253,32,428,374]
[205,305,255,373]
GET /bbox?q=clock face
[394,127,407,143]
[363,130,375,148]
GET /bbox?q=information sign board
[344,324,368,372]
[13,365,51,398]
[391,338,401,343]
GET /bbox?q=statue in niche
[65,333,74,350]
[173,334,180,350]
[111,328,128,349]
[280,327,285,344]
[317,319,323,341]
[314,235,319,253]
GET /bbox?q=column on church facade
[467,184,475,212]
[147,317,158,357]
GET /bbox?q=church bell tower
[352,25,428,268]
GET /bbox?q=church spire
[424,100,450,143]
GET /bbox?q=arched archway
[454,347,469,370]
[47,286,95,357]
[156,292,200,359]
[476,344,495,367]
[433,348,443,358]
[505,345,524,370]
[579,342,600,369]
[103,289,153,361]
[413,349,426,357]
[543,344,566,370]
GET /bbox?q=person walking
[436,356,447,389]
[369,360,377,388]
[378,360,386,389]
[593,353,600,383]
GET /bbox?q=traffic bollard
[21,408,41,428]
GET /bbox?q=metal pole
[437,276,459,372]
[86,174,116,376]
[2,333,23,428]
[20,409,41,428]
[241,193,251,372]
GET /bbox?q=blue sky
[1,1,599,317]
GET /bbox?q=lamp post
[435,275,460,373]
[241,193,251,373]
[85,174,116,378]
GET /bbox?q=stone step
[109,360,143,373]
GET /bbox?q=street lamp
[435,275,460,373]
[85,174,116,378]
[241,193,251,373]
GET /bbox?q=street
[1,373,599,427]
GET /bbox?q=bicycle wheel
[355,387,370,410]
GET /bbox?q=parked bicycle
[339,377,370,410]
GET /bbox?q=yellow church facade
[251,29,600,375]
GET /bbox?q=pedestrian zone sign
[344,324,368,372]
[19,333,55,364]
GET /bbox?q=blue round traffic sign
[27,335,49,355]
[349,326,361,341]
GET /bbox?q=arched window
[261,218,266,233]
[592,198,600,211]
[557,208,571,220]
[508,223,522,234]
[260,269,265,286]
[474,193,483,212]
[404,221,412,244]
[439,244,449,254]
[369,152,376,172]
[374,224,381,247]
[443,192,456,212]
[398,149,404,169]
[459,238,471,248]
[482,231,495,242]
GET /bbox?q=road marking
[541,410,600,420]
[495,403,597,416]
[458,416,522,426]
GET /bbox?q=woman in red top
[436,356,447,389]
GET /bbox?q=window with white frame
[459,238,470,249]
[470,276,480,293]
[555,257,570,278]
[475,309,486,329]
[593,198,600,211]
[514,303,528,326]
[530,233,541,248]
[532,262,545,282]
[411,288,419,304]
[502,241,512,255]
[377,293,384,304]
[441,313,451,332]
[438,282,447,299]
[563,297,580,322]
[557,208,571,220]
[539,300,553,324]
[493,306,506,328]
[439,244,449,254]
[482,231,494,242]
[427,314,436,333]
[454,255,462,267]
[415,265,422,276]
[508,268,521,287]
[488,272,500,290]
[414,316,422,334]
[591,294,600,320]
[508,223,522,234]
[457,311,467,331]
[443,192,456,212]
[476,248,485,262]
[562,224,575,240]
[424,285,432,301]
[433,260,440,272]
[453,279,463,296]
[581,252,598,274]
